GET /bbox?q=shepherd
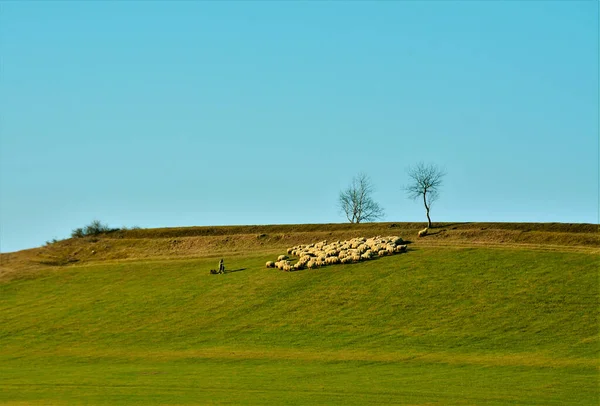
[218,258,225,274]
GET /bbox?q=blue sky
[1,1,598,253]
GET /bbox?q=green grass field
[1,223,598,404]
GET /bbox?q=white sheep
[266,261,275,268]
[299,255,312,264]
[325,256,340,265]
[325,249,339,257]
[276,235,407,270]
[395,244,407,253]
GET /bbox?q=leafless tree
[405,162,446,228]
[339,173,384,223]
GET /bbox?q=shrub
[71,220,111,238]
[71,228,85,238]
[84,220,111,236]
[44,238,59,246]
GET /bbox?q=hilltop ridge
[1,222,597,281]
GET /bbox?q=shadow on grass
[225,268,247,274]
[431,222,468,229]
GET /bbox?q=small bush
[84,220,111,236]
[71,220,111,238]
[71,228,85,238]
[44,238,59,246]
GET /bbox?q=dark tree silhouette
[339,173,384,223]
[405,163,446,228]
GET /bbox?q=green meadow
[1,223,598,404]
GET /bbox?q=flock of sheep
[266,236,408,272]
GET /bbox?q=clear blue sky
[1,1,598,253]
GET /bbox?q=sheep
[299,255,312,265]
[325,256,340,265]
[276,260,290,269]
[395,244,407,253]
[418,228,428,238]
[272,235,408,271]
[360,252,372,261]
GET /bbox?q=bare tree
[405,162,446,228]
[339,173,384,223]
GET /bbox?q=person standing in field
[218,258,225,274]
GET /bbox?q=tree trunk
[423,191,432,228]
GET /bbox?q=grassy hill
[1,222,598,404]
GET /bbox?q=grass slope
[1,222,598,278]
[1,224,598,404]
